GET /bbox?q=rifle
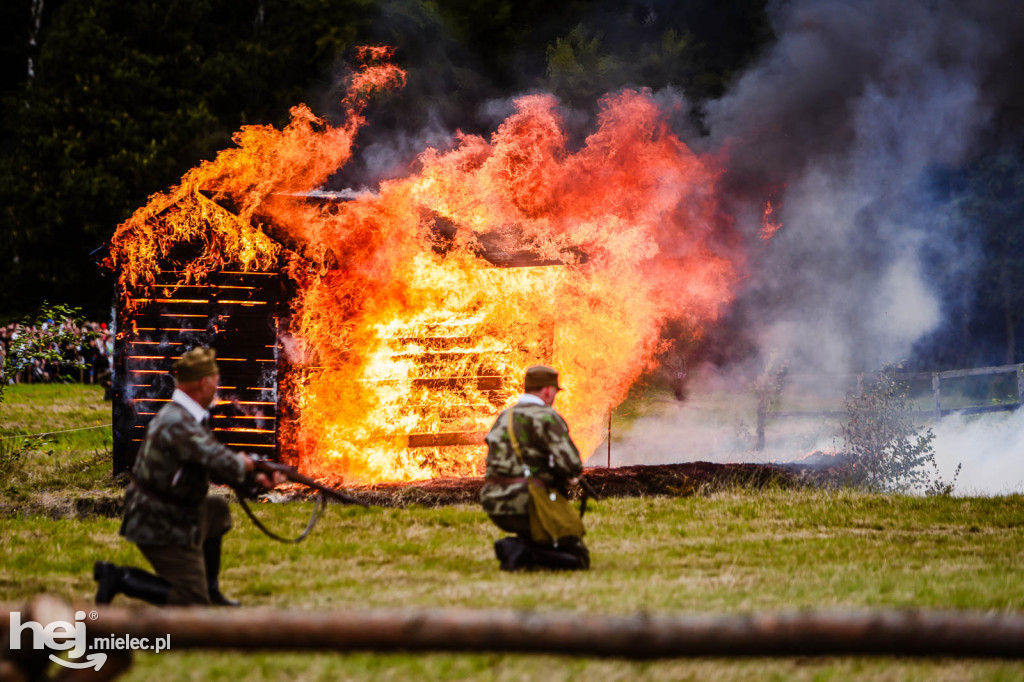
[252,459,368,508]
[236,458,368,543]
[576,475,600,518]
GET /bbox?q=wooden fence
[756,363,1024,450]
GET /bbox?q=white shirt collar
[516,393,546,407]
[172,388,209,424]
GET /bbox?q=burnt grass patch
[342,461,820,509]
[3,462,830,519]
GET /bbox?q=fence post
[607,407,612,468]
[932,372,941,419]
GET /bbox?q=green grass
[0,383,114,502]
[3,385,1024,679]
[0,383,111,437]
[4,493,1024,679]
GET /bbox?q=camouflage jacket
[120,401,247,547]
[480,399,583,516]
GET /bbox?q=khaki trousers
[137,496,232,605]
[488,513,532,537]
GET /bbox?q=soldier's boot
[94,561,119,604]
[494,536,531,571]
[203,535,240,607]
[94,561,170,605]
[565,539,590,570]
[528,544,587,571]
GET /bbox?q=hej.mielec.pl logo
[9,609,172,671]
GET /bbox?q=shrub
[1,302,98,401]
[839,367,941,493]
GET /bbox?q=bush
[839,367,941,493]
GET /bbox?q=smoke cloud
[932,411,1024,495]
[703,0,1021,374]
[611,0,1024,492]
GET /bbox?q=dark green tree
[0,0,375,321]
[954,154,1024,365]
[543,1,773,114]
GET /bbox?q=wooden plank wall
[112,270,283,473]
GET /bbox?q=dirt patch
[0,462,829,518]
[0,490,123,520]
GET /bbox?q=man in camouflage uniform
[481,365,589,571]
[94,347,282,606]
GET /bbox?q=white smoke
[607,403,1024,496]
[932,411,1024,495]
[595,398,837,468]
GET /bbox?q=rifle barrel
[256,461,368,507]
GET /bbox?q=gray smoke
[613,0,1024,491]
[702,0,1021,374]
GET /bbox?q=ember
[109,50,742,483]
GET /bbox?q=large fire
[109,49,743,482]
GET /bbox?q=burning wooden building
[111,191,573,478]
[111,262,287,473]
[107,58,739,483]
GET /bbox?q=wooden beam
[6,597,1024,663]
[406,432,487,448]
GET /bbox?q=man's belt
[484,476,530,485]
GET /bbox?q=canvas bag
[506,408,584,546]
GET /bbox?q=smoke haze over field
[931,411,1024,495]
[605,402,1024,495]
[604,0,1024,489]
[703,0,1024,375]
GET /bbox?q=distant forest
[2,0,1022,372]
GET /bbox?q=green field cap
[524,365,561,391]
[173,347,219,382]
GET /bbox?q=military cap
[173,347,219,382]
[524,365,561,391]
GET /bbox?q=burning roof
[108,48,743,483]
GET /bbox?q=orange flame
[110,50,744,482]
[761,200,782,241]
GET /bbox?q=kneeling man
[95,347,282,606]
[480,365,589,571]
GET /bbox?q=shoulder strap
[506,407,524,464]
[236,492,325,543]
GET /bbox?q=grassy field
[0,383,113,503]
[2,384,1024,680]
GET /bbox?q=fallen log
[3,595,1024,675]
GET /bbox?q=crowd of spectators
[0,319,113,387]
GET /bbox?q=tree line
[2,0,1022,371]
[0,0,770,321]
